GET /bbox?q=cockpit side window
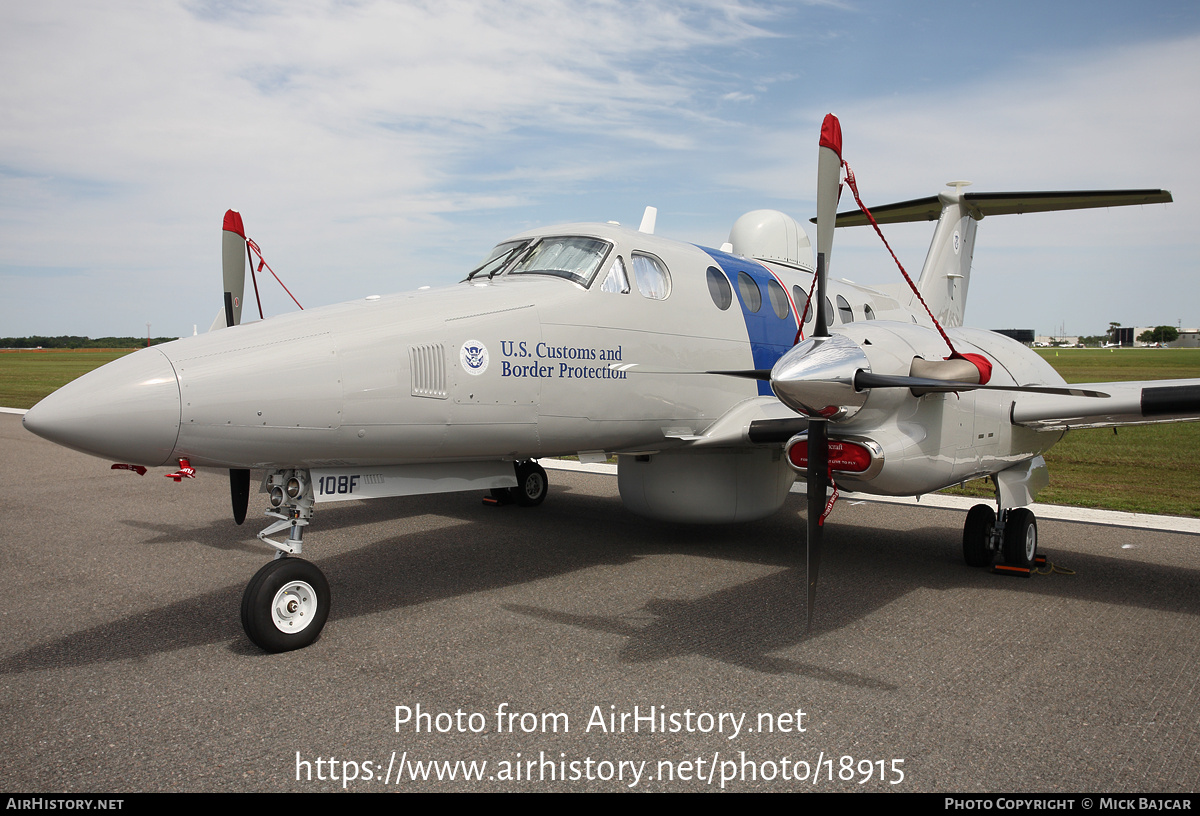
[599,256,631,293]
[509,236,611,286]
[465,240,530,281]
[631,252,671,300]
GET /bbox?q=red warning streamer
[246,238,304,312]
[839,161,992,384]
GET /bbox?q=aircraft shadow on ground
[3,487,1198,679]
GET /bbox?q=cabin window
[825,296,834,324]
[632,252,671,300]
[509,236,611,286]
[837,294,854,323]
[600,256,630,293]
[738,271,762,312]
[793,285,814,325]
[864,304,875,320]
[707,267,732,310]
[767,279,790,319]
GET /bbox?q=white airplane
[22,115,1199,653]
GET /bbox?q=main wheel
[512,460,548,507]
[1002,508,1037,568]
[241,557,331,653]
[963,504,996,567]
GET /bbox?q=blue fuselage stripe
[699,246,798,396]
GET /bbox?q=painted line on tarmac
[543,458,1200,535]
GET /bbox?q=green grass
[0,349,135,410]
[942,348,1200,517]
[5,346,1198,516]
[1031,347,1200,382]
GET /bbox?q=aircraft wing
[826,189,1173,226]
[1010,379,1200,431]
[659,397,809,448]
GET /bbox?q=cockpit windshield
[465,240,530,281]
[507,236,611,287]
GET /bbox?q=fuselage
[22,219,1066,504]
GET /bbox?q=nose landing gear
[241,556,330,652]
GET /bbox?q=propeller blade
[230,468,250,525]
[816,113,842,280]
[854,371,1110,398]
[814,114,842,338]
[805,418,827,630]
[222,210,247,328]
[706,369,772,380]
[803,114,843,632]
[606,364,773,380]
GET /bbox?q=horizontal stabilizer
[822,189,1173,226]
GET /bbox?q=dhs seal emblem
[460,340,489,375]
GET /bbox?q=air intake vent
[409,344,447,399]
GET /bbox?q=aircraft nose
[23,347,181,466]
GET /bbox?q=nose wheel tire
[1002,508,1037,568]
[241,557,330,653]
[512,460,548,507]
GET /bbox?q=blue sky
[2,0,1198,338]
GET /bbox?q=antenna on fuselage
[638,206,657,235]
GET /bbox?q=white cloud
[0,0,782,335]
[724,34,1200,333]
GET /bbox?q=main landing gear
[962,503,1038,571]
[486,459,548,507]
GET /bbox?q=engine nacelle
[617,448,795,523]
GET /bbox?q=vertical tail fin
[826,186,1171,329]
[912,182,977,329]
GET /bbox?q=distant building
[993,329,1034,345]
[1168,329,1198,348]
[1121,327,1198,347]
[1034,335,1080,347]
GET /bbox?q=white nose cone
[23,347,181,466]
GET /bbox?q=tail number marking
[317,475,362,496]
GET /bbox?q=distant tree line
[0,336,177,349]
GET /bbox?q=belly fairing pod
[617,448,796,523]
